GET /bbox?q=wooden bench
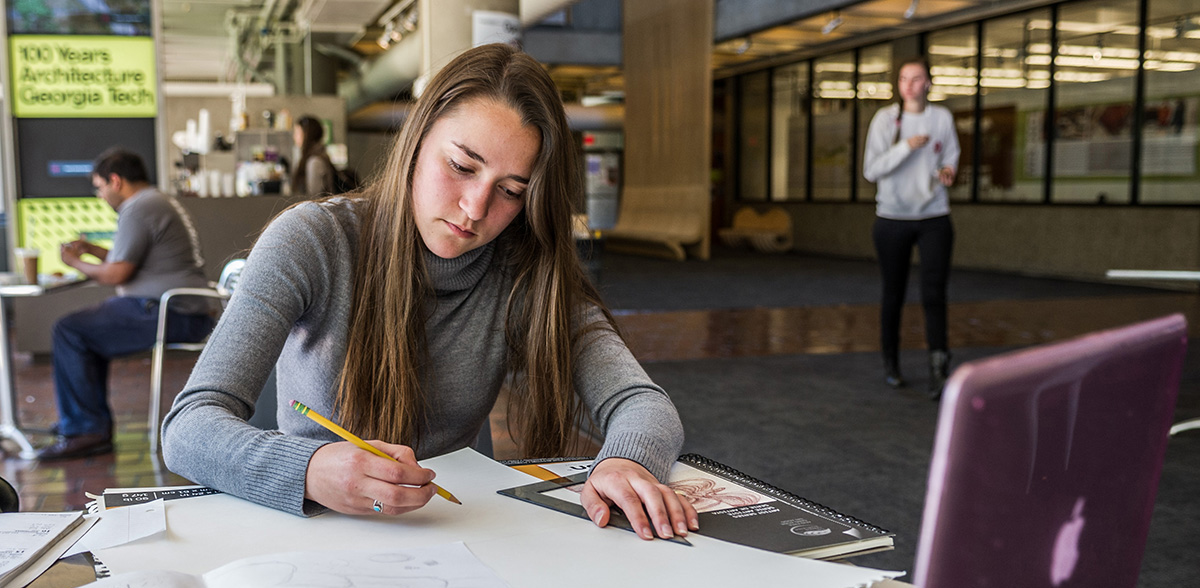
[718,206,793,253]
[603,185,710,260]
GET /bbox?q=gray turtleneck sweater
[162,198,683,516]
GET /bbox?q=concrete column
[616,0,714,259]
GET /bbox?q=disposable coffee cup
[14,248,38,285]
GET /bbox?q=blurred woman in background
[291,115,335,198]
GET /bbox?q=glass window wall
[738,70,771,202]
[1051,0,1140,204]
[856,44,892,203]
[812,52,856,201]
[731,0,1200,209]
[980,10,1052,202]
[771,62,810,201]
[928,25,978,202]
[1141,0,1200,203]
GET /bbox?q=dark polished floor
[2,249,1198,553]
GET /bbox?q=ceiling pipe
[340,28,421,113]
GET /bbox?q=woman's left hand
[579,457,699,540]
[939,166,956,186]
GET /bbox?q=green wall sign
[9,35,157,118]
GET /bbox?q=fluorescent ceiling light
[931,65,978,77]
[928,44,978,58]
[980,78,1029,88]
[821,12,843,35]
[818,90,855,99]
[814,62,855,73]
[1055,55,1139,69]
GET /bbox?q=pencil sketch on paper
[537,470,771,516]
[668,478,765,513]
[88,542,511,588]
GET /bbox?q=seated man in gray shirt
[37,148,214,461]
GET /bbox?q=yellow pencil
[290,400,462,505]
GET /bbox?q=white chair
[148,259,245,453]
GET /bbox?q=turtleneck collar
[423,241,495,293]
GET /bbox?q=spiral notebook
[672,454,894,559]
[500,454,893,560]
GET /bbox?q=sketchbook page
[94,448,565,576]
[65,499,166,558]
[469,520,902,588]
[7,514,98,588]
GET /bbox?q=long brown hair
[336,43,608,457]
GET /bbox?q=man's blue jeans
[52,297,215,437]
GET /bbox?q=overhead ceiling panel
[298,0,394,33]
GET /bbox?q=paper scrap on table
[66,498,166,557]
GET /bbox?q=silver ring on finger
[372,499,384,513]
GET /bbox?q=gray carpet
[594,249,1199,586]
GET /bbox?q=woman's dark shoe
[929,350,951,400]
[884,355,906,389]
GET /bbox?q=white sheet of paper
[7,515,98,588]
[471,518,900,588]
[65,498,166,557]
[88,542,508,588]
[96,449,565,575]
[95,448,900,588]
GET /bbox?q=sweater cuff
[244,435,330,517]
[593,431,678,482]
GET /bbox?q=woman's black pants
[872,215,954,360]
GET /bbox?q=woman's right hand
[907,134,930,149]
[303,441,437,515]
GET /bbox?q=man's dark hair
[92,148,150,183]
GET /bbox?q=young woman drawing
[163,44,698,541]
[862,57,961,399]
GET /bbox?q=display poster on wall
[9,35,157,118]
[1142,98,1197,176]
[1023,98,1197,178]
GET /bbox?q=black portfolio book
[500,454,894,560]
[674,454,894,560]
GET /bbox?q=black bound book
[500,454,894,560]
[674,454,894,560]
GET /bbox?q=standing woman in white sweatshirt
[862,57,960,399]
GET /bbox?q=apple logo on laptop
[1051,497,1086,586]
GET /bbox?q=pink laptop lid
[913,314,1186,588]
